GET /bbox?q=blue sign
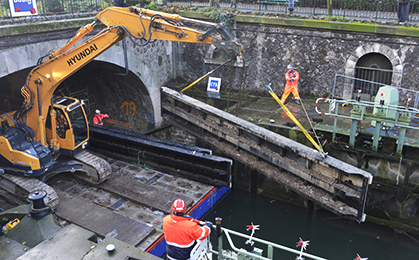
[207,77,222,93]
[209,79,219,90]
[9,0,38,17]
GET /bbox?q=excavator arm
[20,6,242,147]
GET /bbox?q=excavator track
[73,150,112,184]
[0,173,59,209]
[0,150,111,210]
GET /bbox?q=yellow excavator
[0,7,242,190]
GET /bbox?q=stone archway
[343,44,403,99]
[0,37,173,126]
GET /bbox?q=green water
[203,188,419,260]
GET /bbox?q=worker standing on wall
[288,0,295,14]
[93,109,109,126]
[281,64,301,105]
[397,0,411,23]
[163,199,212,260]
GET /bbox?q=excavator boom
[23,7,242,147]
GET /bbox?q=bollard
[215,217,222,238]
[28,190,53,220]
[216,217,223,260]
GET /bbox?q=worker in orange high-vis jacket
[163,198,212,260]
[93,109,109,126]
[281,64,301,105]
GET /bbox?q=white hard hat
[95,109,100,114]
[287,64,293,69]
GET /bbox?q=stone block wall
[173,17,419,101]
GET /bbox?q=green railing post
[332,103,338,143]
[218,235,223,260]
[349,119,358,147]
[396,127,407,155]
[267,244,273,259]
[372,121,381,152]
[216,217,223,260]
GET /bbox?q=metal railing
[1,0,419,22]
[210,226,328,260]
[332,74,419,109]
[166,0,419,22]
[315,96,419,154]
[0,0,109,18]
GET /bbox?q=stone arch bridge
[0,21,180,129]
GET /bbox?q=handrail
[210,227,328,260]
[315,98,419,130]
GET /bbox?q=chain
[235,59,247,117]
[225,59,235,113]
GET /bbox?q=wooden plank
[96,173,194,214]
[103,118,135,130]
[55,190,154,246]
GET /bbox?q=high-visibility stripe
[167,254,190,260]
[197,226,209,241]
[166,240,195,248]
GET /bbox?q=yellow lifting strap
[265,84,324,154]
[180,55,237,94]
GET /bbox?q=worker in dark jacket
[93,109,109,126]
[163,199,212,260]
[398,0,411,23]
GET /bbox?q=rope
[135,151,154,171]
[180,55,237,94]
[235,59,247,116]
[299,98,324,154]
[397,155,403,185]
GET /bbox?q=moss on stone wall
[4,10,419,39]
[0,17,93,37]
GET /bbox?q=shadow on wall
[0,67,33,112]
[56,61,155,131]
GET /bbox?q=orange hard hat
[171,198,186,213]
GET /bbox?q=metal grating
[354,53,393,98]
[62,76,96,118]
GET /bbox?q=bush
[144,1,163,11]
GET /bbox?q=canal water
[203,188,419,260]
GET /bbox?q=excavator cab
[45,96,89,157]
